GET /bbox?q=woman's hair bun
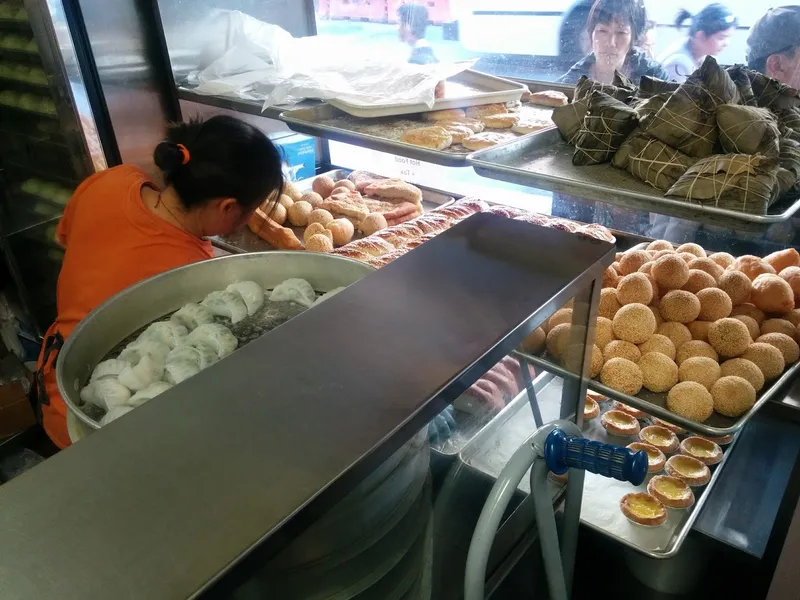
[153,142,186,173]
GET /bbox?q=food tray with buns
[461,372,736,558]
[517,350,800,438]
[327,69,527,118]
[280,93,565,167]
[213,169,456,254]
[468,128,800,228]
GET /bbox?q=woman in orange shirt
[36,115,284,448]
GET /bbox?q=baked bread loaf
[481,113,520,129]
[529,90,569,107]
[400,126,452,150]
[511,118,552,134]
[437,122,475,144]
[462,132,510,150]
[364,179,423,204]
[422,108,466,122]
[249,208,303,250]
[436,117,485,133]
[466,103,507,118]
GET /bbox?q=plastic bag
[188,10,474,109]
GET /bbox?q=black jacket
[557,48,670,85]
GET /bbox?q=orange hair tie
[176,143,191,165]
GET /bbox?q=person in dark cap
[397,2,438,65]
[747,5,800,88]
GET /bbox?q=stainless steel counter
[0,215,613,599]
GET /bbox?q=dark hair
[398,3,429,40]
[587,0,647,42]
[675,4,737,37]
[153,115,283,211]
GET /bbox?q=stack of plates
[234,430,432,599]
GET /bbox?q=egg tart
[601,410,641,437]
[587,390,609,403]
[665,455,710,486]
[680,436,723,466]
[701,433,734,446]
[620,492,668,527]
[584,397,600,420]
[627,442,666,473]
[639,425,680,454]
[652,417,686,435]
[613,401,649,419]
[647,475,695,509]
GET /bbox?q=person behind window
[638,19,658,58]
[658,4,737,83]
[397,3,438,65]
[747,5,800,89]
[557,0,669,85]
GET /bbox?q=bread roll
[287,201,313,227]
[327,218,355,246]
[306,234,334,253]
[308,209,334,227]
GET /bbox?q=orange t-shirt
[38,165,214,448]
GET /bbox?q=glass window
[313,1,757,84]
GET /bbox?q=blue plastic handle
[544,428,648,486]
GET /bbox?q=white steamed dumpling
[227,281,265,316]
[312,286,346,306]
[187,323,238,359]
[201,290,248,324]
[138,321,188,349]
[167,342,218,370]
[90,358,130,382]
[118,339,170,365]
[270,278,315,308]
[100,405,135,426]
[80,379,131,411]
[118,353,165,392]
[129,382,173,407]
[164,361,200,385]
[171,303,215,331]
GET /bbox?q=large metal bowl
[58,252,375,440]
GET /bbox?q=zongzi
[632,94,668,128]
[552,100,588,144]
[692,56,740,106]
[644,82,718,157]
[717,105,781,159]
[637,76,680,99]
[776,108,800,142]
[726,65,757,106]
[749,70,800,110]
[777,138,800,195]
[572,91,639,166]
[613,131,696,191]
[666,154,780,214]
[574,75,635,104]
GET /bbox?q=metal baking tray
[516,350,800,437]
[328,70,526,118]
[281,102,559,168]
[468,128,800,227]
[462,373,736,559]
[213,169,457,254]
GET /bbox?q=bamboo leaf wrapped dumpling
[717,105,781,159]
[574,75,635,104]
[572,91,639,166]
[777,138,800,196]
[749,71,800,110]
[726,65,757,106]
[552,100,588,145]
[665,154,780,215]
[637,76,679,99]
[645,57,738,158]
[775,108,800,142]
[632,94,668,128]
[612,131,696,191]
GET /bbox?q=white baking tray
[327,70,527,118]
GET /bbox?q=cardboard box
[269,132,317,182]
